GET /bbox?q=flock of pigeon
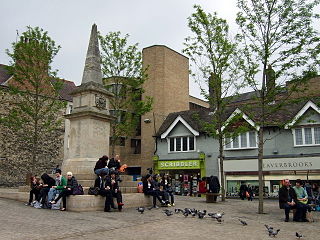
[136,206,305,238]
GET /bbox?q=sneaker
[24,203,31,206]
[118,202,124,206]
[153,205,159,209]
[167,204,172,207]
[171,203,175,207]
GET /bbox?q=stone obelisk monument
[62,24,114,175]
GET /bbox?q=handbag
[88,187,99,196]
[73,184,84,195]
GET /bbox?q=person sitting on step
[50,172,79,211]
[279,179,297,222]
[25,175,41,206]
[161,174,175,206]
[106,171,124,211]
[94,155,110,176]
[37,173,56,208]
[94,173,113,212]
[143,174,166,208]
[48,169,67,206]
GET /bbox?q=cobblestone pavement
[0,196,319,240]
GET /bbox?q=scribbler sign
[158,160,200,170]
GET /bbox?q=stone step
[66,193,152,212]
[50,174,134,181]
[0,188,152,212]
[119,181,139,187]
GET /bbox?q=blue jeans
[95,168,109,176]
[48,188,62,202]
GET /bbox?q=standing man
[279,179,297,222]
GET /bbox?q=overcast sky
[1,0,239,99]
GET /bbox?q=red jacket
[199,181,207,193]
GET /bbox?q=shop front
[154,157,206,196]
[224,157,320,197]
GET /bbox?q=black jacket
[67,176,78,189]
[94,159,107,171]
[94,176,105,190]
[279,186,297,209]
[107,158,121,170]
[105,176,120,191]
[41,173,55,188]
[143,179,155,194]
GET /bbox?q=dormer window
[225,131,257,150]
[293,127,320,146]
[168,136,196,153]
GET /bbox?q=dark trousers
[99,189,113,211]
[38,187,50,204]
[283,203,296,220]
[295,203,312,220]
[29,189,40,204]
[146,190,163,207]
[165,191,174,204]
[54,189,73,209]
[111,190,123,209]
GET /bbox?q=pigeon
[265,225,274,235]
[198,210,207,219]
[137,207,145,214]
[183,210,189,217]
[174,208,183,214]
[296,232,303,239]
[269,229,280,237]
[163,209,173,216]
[238,219,247,226]
[191,212,196,217]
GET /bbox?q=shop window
[225,131,257,150]
[293,127,320,146]
[168,136,196,153]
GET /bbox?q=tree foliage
[236,0,320,213]
[99,31,153,155]
[183,5,245,201]
[1,26,65,173]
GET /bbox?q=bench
[203,193,222,203]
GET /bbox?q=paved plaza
[0,196,319,240]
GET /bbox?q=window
[168,136,196,152]
[294,127,320,146]
[109,109,126,123]
[225,131,257,150]
[107,83,126,96]
[109,137,126,146]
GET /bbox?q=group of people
[93,155,124,212]
[239,182,255,201]
[26,169,80,211]
[279,179,319,222]
[142,173,175,208]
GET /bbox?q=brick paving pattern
[0,196,319,240]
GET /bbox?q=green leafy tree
[183,5,245,201]
[99,31,153,156]
[1,26,65,174]
[236,0,320,213]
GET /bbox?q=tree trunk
[219,135,226,201]
[258,125,264,214]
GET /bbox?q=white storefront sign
[224,157,320,172]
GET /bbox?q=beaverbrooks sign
[224,157,320,172]
[158,160,200,170]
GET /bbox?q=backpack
[73,184,84,195]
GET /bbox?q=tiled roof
[0,64,76,102]
[0,64,11,84]
[156,98,320,136]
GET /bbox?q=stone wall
[0,87,66,186]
